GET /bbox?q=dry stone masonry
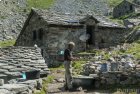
[0,46,50,94]
[82,54,140,87]
[15,9,130,67]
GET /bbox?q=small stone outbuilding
[0,46,50,83]
[113,0,135,18]
[133,0,140,5]
[15,9,129,67]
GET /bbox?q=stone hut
[113,0,135,18]
[15,9,129,67]
[0,46,50,83]
[133,0,140,5]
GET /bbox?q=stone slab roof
[33,9,125,28]
[0,46,49,82]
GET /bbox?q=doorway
[86,26,95,45]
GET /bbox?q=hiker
[64,42,75,90]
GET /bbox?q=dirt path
[47,68,93,94]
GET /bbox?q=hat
[68,42,75,46]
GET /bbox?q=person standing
[64,42,75,90]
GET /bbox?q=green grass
[72,60,87,75]
[27,0,55,10]
[107,0,133,7]
[0,15,7,19]
[49,65,64,71]
[78,52,95,55]
[34,75,55,94]
[107,0,124,7]
[0,40,16,48]
[110,18,124,25]
[126,25,140,42]
[125,42,140,59]
[77,40,140,61]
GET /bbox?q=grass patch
[34,75,55,94]
[125,42,140,59]
[126,25,140,42]
[0,15,7,19]
[49,65,64,71]
[110,18,124,25]
[72,60,87,75]
[27,0,55,10]
[78,52,95,55]
[0,40,16,48]
[107,0,124,7]
[118,12,140,20]
[107,0,133,7]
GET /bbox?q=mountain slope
[50,0,109,15]
[0,0,27,41]
[0,0,135,41]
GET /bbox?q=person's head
[68,42,75,50]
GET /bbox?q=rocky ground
[0,0,27,41]
[50,0,109,16]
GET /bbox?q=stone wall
[95,27,128,48]
[113,1,135,18]
[82,54,140,87]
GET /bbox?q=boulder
[0,89,12,94]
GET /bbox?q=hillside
[50,0,109,15]
[0,0,55,41]
[0,0,138,42]
[0,0,27,41]
[107,0,134,7]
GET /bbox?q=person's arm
[67,55,74,61]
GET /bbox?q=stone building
[113,0,135,18]
[15,9,129,67]
[0,46,49,83]
[133,0,140,5]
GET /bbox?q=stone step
[0,84,29,94]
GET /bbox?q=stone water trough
[72,76,96,89]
